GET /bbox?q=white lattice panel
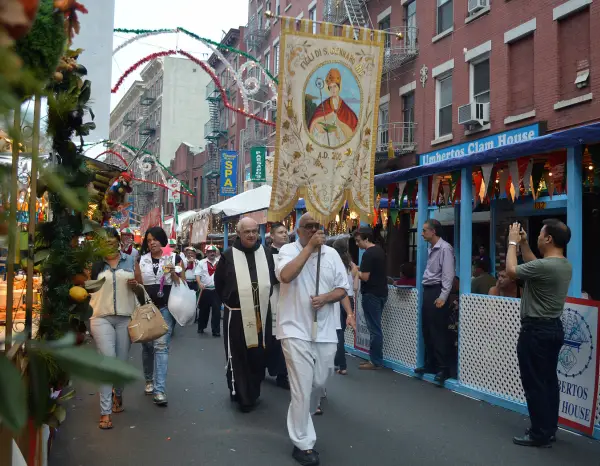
[459,294,526,404]
[346,287,419,369]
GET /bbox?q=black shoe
[239,399,261,413]
[513,433,552,448]
[414,367,430,375]
[276,375,290,390]
[434,371,448,384]
[292,446,320,466]
[213,333,221,337]
[198,329,205,334]
[526,428,556,443]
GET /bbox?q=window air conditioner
[468,0,488,14]
[458,102,490,126]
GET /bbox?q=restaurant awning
[374,122,600,186]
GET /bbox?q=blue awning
[374,122,600,186]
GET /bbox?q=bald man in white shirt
[276,213,349,466]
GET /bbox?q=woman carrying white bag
[134,227,184,407]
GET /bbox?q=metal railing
[243,120,271,147]
[323,0,349,24]
[382,26,418,74]
[245,15,271,50]
[376,122,417,154]
[204,120,227,140]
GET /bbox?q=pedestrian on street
[134,227,184,406]
[265,222,290,389]
[332,238,358,375]
[214,218,277,413]
[120,227,139,262]
[276,213,349,466]
[89,228,138,430]
[416,219,455,384]
[198,245,222,336]
[181,246,202,292]
[506,219,572,447]
[352,226,388,370]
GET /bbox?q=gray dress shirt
[422,238,455,302]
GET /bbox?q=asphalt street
[50,326,600,466]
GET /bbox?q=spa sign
[419,123,543,165]
[220,150,238,196]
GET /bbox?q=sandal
[112,390,124,413]
[98,415,113,430]
[336,369,348,375]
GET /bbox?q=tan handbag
[128,287,169,343]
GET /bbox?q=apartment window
[402,92,415,143]
[436,74,453,137]
[275,0,280,15]
[233,56,239,72]
[378,102,389,149]
[264,51,271,75]
[309,6,317,34]
[378,15,391,50]
[404,1,417,50]
[273,44,280,75]
[271,107,277,124]
[437,0,453,34]
[193,177,198,208]
[558,8,591,101]
[472,58,490,104]
[508,35,534,115]
[258,12,263,30]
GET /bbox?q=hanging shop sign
[420,123,544,166]
[250,146,267,182]
[558,297,600,436]
[220,150,238,196]
[167,178,181,203]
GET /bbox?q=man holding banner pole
[276,213,349,466]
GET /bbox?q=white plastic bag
[168,281,197,327]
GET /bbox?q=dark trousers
[199,289,222,335]
[517,318,564,441]
[335,297,354,370]
[362,293,387,366]
[422,284,451,373]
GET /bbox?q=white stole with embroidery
[232,246,271,348]
[270,252,281,332]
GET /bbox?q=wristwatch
[508,241,518,247]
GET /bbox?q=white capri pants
[281,338,337,451]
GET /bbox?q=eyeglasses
[300,222,320,231]
[241,229,259,236]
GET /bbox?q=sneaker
[359,361,381,370]
[153,392,168,406]
[144,381,154,395]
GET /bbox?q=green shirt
[516,257,572,319]
[471,273,497,295]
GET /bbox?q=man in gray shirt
[415,219,455,384]
[506,219,572,448]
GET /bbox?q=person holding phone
[89,228,139,430]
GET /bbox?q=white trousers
[281,338,337,451]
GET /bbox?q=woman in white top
[89,228,139,429]
[332,238,359,375]
[134,227,183,406]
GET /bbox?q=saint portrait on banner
[305,64,360,149]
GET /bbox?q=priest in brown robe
[214,217,277,412]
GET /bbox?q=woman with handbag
[89,228,139,430]
[134,226,183,406]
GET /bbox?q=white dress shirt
[276,241,349,343]
[198,257,219,289]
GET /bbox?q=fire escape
[245,13,270,50]
[203,81,228,207]
[135,89,158,216]
[323,0,372,29]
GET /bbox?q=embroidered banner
[268,19,385,223]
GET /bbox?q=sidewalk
[49,326,600,466]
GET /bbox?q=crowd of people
[85,212,573,463]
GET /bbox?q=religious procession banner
[268,18,385,223]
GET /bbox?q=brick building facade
[167,0,600,214]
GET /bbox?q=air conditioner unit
[458,102,490,126]
[468,0,488,14]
